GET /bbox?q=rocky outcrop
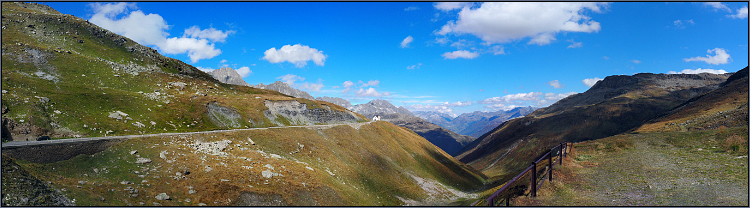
[250,81,314,100]
[206,102,244,129]
[351,99,413,116]
[316,96,354,110]
[208,67,250,86]
[263,100,363,126]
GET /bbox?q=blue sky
[45,2,748,116]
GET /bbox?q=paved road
[1,121,374,149]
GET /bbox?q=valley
[2,2,748,207]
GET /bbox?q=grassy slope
[1,2,364,140]
[9,121,485,206]
[512,127,748,206]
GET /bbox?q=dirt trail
[2,121,374,149]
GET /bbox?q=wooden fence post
[559,143,564,166]
[548,148,553,181]
[531,162,537,197]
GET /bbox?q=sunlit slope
[637,67,748,132]
[456,71,734,181]
[6,121,486,206]
[1,2,365,141]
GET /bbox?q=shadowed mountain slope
[457,71,734,180]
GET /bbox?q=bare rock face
[263,100,363,126]
[250,81,314,100]
[206,102,243,129]
[351,99,413,116]
[315,96,354,110]
[208,67,250,86]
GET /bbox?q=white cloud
[704,2,731,12]
[343,81,354,88]
[544,92,577,101]
[356,87,390,97]
[437,2,607,45]
[404,6,420,11]
[602,56,609,60]
[450,39,470,49]
[480,92,544,104]
[485,103,521,111]
[434,2,474,11]
[406,101,473,117]
[88,3,230,63]
[582,77,603,87]
[407,63,423,69]
[729,6,749,19]
[277,74,324,92]
[236,66,252,77]
[401,36,414,48]
[442,50,480,59]
[183,26,235,43]
[548,80,563,88]
[160,37,221,63]
[490,45,505,55]
[341,81,354,93]
[632,60,641,64]
[567,39,582,48]
[668,68,728,74]
[278,74,304,85]
[196,66,215,72]
[683,48,731,65]
[435,37,449,45]
[361,80,380,87]
[262,44,327,68]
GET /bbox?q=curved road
[1,121,374,149]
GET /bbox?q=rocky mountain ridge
[207,67,250,87]
[415,107,536,138]
[250,81,315,100]
[456,69,742,180]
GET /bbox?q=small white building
[372,115,381,121]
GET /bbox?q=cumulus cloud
[442,50,480,59]
[183,26,234,42]
[582,77,603,87]
[236,66,252,77]
[729,6,748,19]
[88,3,231,63]
[548,80,563,88]
[704,2,731,12]
[277,74,324,92]
[356,88,390,97]
[480,92,544,104]
[544,92,577,101]
[485,103,521,111]
[406,101,473,116]
[434,2,474,11]
[404,6,420,11]
[341,81,354,93]
[632,60,641,64]
[262,44,327,68]
[401,36,414,48]
[437,2,607,45]
[361,80,380,87]
[407,63,423,69]
[567,39,582,48]
[683,48,731,65]
[668,68,728,74]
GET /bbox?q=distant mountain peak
[250,81,315,100]
[208,67,250,86]
[352,99,413,116]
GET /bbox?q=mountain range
[0,2,486,206]
[456,69,745,180]
[414,107,536,138]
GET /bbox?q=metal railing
[484,142,571,206]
